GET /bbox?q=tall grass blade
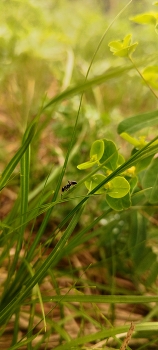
[0,122,35,191]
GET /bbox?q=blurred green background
[0,0,157,140]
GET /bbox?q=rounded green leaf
[107,176,130,198]
[106,192,131,211]
[90,139,104,161]
[129,176,138,194]
[100,139,118,171]
[118,153,125,166]
[85,174,106,194]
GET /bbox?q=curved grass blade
[42,66,132,111]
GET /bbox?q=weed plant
[0,0,158,349]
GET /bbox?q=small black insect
[62,180,77,192]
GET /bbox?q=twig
[120,322,135,350]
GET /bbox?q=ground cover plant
[0,0,158,349]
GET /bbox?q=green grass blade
[38,294,158,304]
[0,122,35,191]
[19,146,30,236]
[42,66,132,111]
[7,147,30,280]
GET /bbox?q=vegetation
[0,0,158,349]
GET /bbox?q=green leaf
[108,34,138,58]
[130,13,157,25]
[117,153,125,166]
[136,154,153,173]
[106,176,130,198]
[129,176,138,193]
[142,157,158,203]
[43,66,133,110]
[77,159,98,170]
[118,110,158,134]
[100,139,118,171]
[90,139,104,161]
[106,192,131,211]
[85,174,106,194]
[130,145,154,173]
[77,139,104,170]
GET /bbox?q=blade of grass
[24,260,47,334]
[30,294,158,304]
[42,66,132,111]
[11,307,20,346]
[10,146,30,268]
[0,121,35,191]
